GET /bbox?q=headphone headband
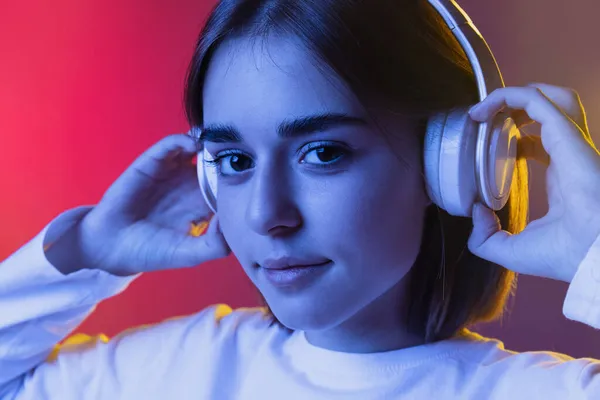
[428,0,513,213]
[427,0,505,99]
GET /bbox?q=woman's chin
[266,301,348,332]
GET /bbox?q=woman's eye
[219,153,253,175]
[302,145,346,166]
[207,143,347,178]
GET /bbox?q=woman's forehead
[201,36,366,130]
[200,35,420,159]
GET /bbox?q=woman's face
[202,36,431,332]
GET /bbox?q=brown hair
[184,0,529,342]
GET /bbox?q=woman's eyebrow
[200,112,368,143]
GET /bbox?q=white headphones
[194,0,518,218]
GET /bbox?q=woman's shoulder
[45,304,285,390]
[452,330,599,394]
[78,304,285,372]
[456,330,584,366]
[156,303,283,343]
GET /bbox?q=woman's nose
[244,165,302,236]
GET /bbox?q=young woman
[1,0,599,398]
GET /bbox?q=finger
[174,215,231,267]
[130,133,197,171]
[468,203,516,267]
[469,87,570,132]
[102,133,199,208]
[511,109,535,129]
[468,87,591,165]
[517,135,550,166]
[527,83,590,138]
[496,84,590,138]
[510,85,594,152]
[115,133,198,194]
[189,220,209,237]
[187,127,204,152]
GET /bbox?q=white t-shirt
[0,206,599,400]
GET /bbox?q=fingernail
[189,220,209,237]
[473,203,485,220]
[469,103,481,115]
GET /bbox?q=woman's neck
[304,276,425,353]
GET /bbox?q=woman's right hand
[70,133,230,276]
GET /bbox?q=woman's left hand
[467,83,600,283]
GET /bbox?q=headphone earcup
[423,112,446,210]
[424,108,479,217]
[424,108,518,217]
[197,148,218,214]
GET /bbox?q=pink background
[1,0,599,358]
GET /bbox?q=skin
[201,35,431,353]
